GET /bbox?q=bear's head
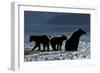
[77,28,86,35]
[62,35,67,40]
[29,35,36,42]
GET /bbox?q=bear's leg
[54,45,57,51]
[47,44,49,51]
[57,44,59,51]
[32,44,38,51]
[51,43,56,51]
[65,43,72,51]
[43,44,46,51]
[59,44,62,51]
[38,44,41,51]
[74,46,78,51]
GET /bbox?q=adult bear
[29,35,49,51]
[50,35,67,51]
[65,28,86,51]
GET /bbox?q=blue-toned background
[24,11,90,42]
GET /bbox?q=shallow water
[24,40,90,62]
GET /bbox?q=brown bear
[65,28,86,51]
[29,35,50,51]
[50,35,67,51]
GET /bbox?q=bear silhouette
[65,28,86,51]
[29,35,49,51]
[50,35,67,51]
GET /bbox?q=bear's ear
[78,28,83,31]
[74,28,80,32]
[49,35,52,37]
[78,28,81,30]
[77,28,83,31]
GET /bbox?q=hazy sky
[24,11,90,35]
